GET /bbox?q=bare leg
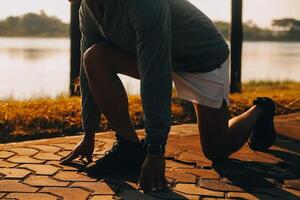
[193,101,263,161]
[83,43,140,143]
[228,104,263,152]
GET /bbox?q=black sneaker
[86,136,146,176]
[248,97,277,151]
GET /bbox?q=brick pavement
[0,113,299,199]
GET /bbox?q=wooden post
[230,0,243,93]
[70,2,81,96]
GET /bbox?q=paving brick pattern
[0,113,299,199]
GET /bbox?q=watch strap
[146,144,165,155]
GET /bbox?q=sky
[0,0,300,28]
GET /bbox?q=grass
[0,81,299,143]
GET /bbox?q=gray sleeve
[128,0,172,145]
[79,3,105,132]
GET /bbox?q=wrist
[146,144,165,156]
[84,130,95,141]
[146,154,164,159]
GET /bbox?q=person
[61,0,277,193]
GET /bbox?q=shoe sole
[249,109,277,151]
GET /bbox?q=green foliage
[272,18,300,29]
[271,18,300,41]
[215,19,300,41]
[0,11,299,41]
[214,21,229,39]
[0,10,69,37]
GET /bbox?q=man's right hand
[59,135,95,165]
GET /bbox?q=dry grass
[0,97,82,142]
[229,81,300,116]
[0,81,299,143]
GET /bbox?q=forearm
[80,59,102,135]
[79,1,108,139]
[128,0,172,146]
[83,129,95,140]
[142,74,172,146]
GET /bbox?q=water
[0,38,70,99]
[0,37,300,99]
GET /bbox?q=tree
[0,11,69,37]
[272,18,300,41]
[272,18,300,29]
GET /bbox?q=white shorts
[173,58,230,109]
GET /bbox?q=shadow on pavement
[274,133,300,155]
[88,173,189,200]
[211,150,300,200]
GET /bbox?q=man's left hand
[138,155,168,193]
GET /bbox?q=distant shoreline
[1,36,300,42]
[1,12,299,41]
[0,35,69,39]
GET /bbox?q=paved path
[0,113,299,200]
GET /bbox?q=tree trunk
[70,2,81,96]
[230,0,243,93]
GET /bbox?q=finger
[139,173,155,193]
[150,179,158,192]
[153,171,166,191]
[138,174,147,191]
[86,154,93,164]
[79,155,88,164]
[157,178,168,191]
[157,172,168,190]
[141,179,156,193]
[59,151,73,162]
[79,155,84,161]
[60,150,79,164]
[154,174,162,192]
[165,178,174,188]
[59,151,73,163]
[145,177,157,193]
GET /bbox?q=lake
[0,37,300,99]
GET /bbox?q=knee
[202,147,229,163]
[83,43,113,75]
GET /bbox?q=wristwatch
[146,144,165,156]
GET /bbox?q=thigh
[87,43,140,79]
[173,58,230,109]
[193,100,230,161]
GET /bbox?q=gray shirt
[79,0,229,145]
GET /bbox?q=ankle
[253,105,264,117]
